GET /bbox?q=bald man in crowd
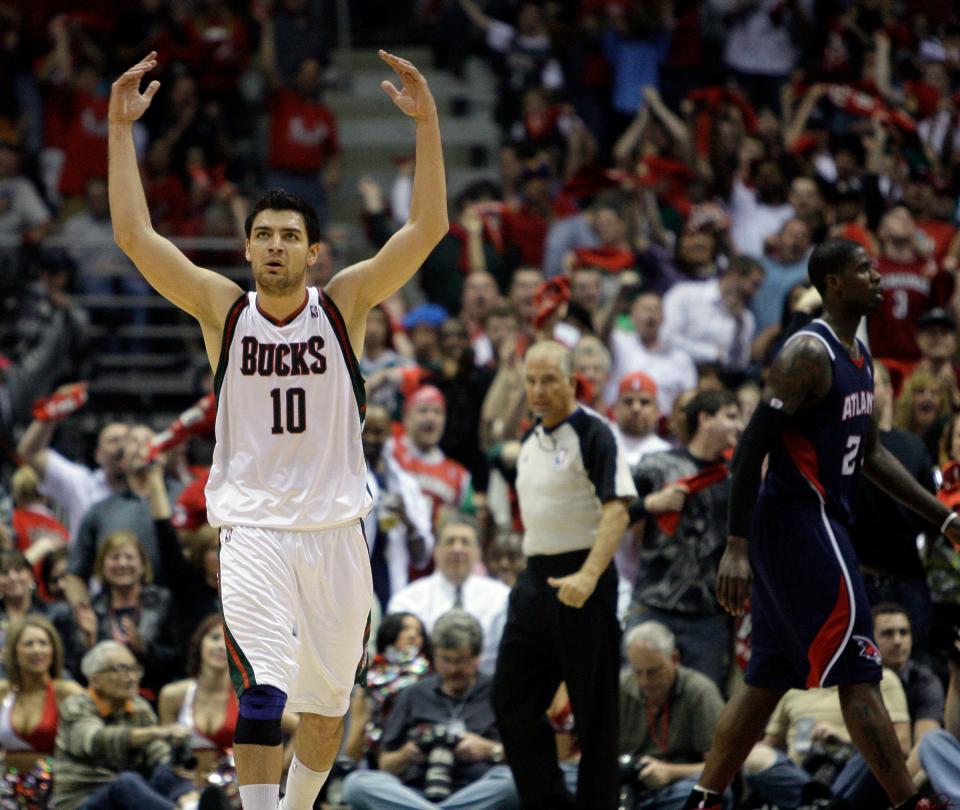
[493,340,637,810]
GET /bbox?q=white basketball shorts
[218,521,373,716]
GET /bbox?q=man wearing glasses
[52,640,224,809]
[493,340,637,810]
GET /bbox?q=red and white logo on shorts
[852,635,882,665]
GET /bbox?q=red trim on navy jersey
[806,574,851,688]
[783,431,827,499]
[255,289,308,326]
[850,354,865,368]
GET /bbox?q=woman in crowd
[159,614,299,784]
[894,369,953,457]
[86,530,179,697]
[0,552,49,676]
[0,616,83,806]
[342,611,432,766]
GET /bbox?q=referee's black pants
[492,550,620,810]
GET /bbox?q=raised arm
[108,53,242,347]
[717,335,832,615]
[325,51,448,352]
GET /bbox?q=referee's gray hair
[624,621,676,656]
[81,640,133,680]
[524,340,573,377]
[432,609,483,656]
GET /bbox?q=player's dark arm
[325,52,448,350]
[718,335,832,615]
[862,415,955,531]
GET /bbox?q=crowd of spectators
[1,0,960,808]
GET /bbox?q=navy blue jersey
[761,319,875,525]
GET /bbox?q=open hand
[109,52,161,124]
[379,50,437,121]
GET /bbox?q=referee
[493,340,637,810]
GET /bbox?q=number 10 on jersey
[270,387,306,434]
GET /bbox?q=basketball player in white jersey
[107,51,447,810]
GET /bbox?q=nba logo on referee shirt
[310,305,319,318]
[554,449,567,467]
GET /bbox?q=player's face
[103,542,144,588]
[615,391,659,437]
[627,643,677,708]
[873,613,912,669]
[201,626,228,671]
[435,524,479,586]
[16,626,53,677]
[246,210,319,295]
[524,354,576,426]
[836,248,882,313]
[405,402,445,449]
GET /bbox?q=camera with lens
[801,739,853,802]
[170,738,198,771]
[408,723,464,802]
[617,755,651,810]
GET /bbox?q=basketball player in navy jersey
[682,240,960,810]
[108,52,447,810]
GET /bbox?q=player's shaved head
[524,340,573,377]
[807,239,864,295]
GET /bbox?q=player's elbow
[112,224,153,258]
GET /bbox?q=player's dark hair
[376,612,432,659]
[807,239,863,295]
[871,602,910,626]
[244,189,321,245]
[684,388,738,442]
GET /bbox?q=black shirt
[899,659,945,725]
[852,428,934,578]
[381,673,500,793]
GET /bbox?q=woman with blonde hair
[893,368,953,455]
[0,616,82,776]
[86,529,179,698]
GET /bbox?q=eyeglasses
[99,663,143,676]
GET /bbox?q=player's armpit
[763,334,833,414]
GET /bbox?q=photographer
[618,622,729,810]
[52,640,207,809]
[342,610,519,809]
[916,637,960,805]
[741,668,911,809]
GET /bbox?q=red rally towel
[656,463,729,536]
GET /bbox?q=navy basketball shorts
[745,496,882,690]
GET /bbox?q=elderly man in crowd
[619,622,728,810]
[342,610,519,809]
[388,511,509,674]
[52,640,227,809]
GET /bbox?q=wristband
[941,512,959,535]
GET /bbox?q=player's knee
[235,685,287,746]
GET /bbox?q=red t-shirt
[917,219,957,264]
[868,255,953,362]
[268,88,340,173]
[59,91,109,197]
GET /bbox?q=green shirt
[618,665,724,763]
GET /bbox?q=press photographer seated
[342,609,519,810]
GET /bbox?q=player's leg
[282,523,373,809]
[219,527,301,809]
[679,684,786,809]
[838,681,917,806]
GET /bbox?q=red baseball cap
[618,372,658,399]
[404,384,446,413]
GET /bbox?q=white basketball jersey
[205,287,373,529]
